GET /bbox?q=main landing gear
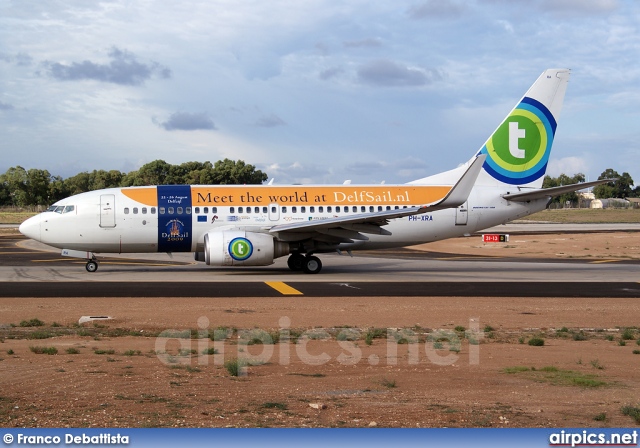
[287,253,322,274]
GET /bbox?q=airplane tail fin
[475,68,571,188]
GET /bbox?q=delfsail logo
[229,237,253,261]
[162,219,189,242]
[479,97,557,185]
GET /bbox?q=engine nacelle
[204,230,289,266]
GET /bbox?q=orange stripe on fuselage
[121,187,158,206]
[119,185,453,207]
[191,185,452,206]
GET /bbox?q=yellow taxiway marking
[265,281,303,296]
[589,259,620,264]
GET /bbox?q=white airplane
[19,68,608,274]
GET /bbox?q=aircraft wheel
[86,261,98,273]
[287,253,305,271]
[302,255,322,274]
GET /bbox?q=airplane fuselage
[22,183,549,255]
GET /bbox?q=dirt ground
[1,232,640,428]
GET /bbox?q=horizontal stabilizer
[502,179,615,202]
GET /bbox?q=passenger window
[211,207,217,213]
[327,206,332,213]
[301,206,306,213]
[124,208,130,214]
[378,206,382,212]
[386,206,391,210]
[292,206,297,213]
[256,207,260,213]
[319,206,323,213]
[246,207,251,214]
[142,207,147,214]
[310,206,315,213]
[133,207,139,214]
[203,207,208,214]
[151,207,157,214]
[395,206,399,210]
[370,206,374,212]
[230,207,235,213]
[361,206,366,213]
[271,206,276,213]
[168,207,174,214]
[352,206,357,213]
[336,206,340,213]
[195,207,200,214]
[282,206,287,213]
[186,207,191,214]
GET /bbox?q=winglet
[425,154,485,212]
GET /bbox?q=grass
[590,359,605,370]
[29,346,58,355]
[94,349,116,355]
[621,328,636,340]
[224,358,248,377]
[65,348,80,354]
[19,318,45,327]
[523,208,640,224]
[380,378,397,388]
[528,337,545,346]
[502,366,608,388]
[621,406,640,424]
[201,347,219,355]
[262,402,288,410]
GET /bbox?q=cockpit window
[46,206,56,212]
[54,206,65,214]
[63,205,75,214]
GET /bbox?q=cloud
[319,67,344,80]
[157,112,216,131]
[547,157,590,177]
[255,113,286,128]
[408,0,465,19]
[343,38,382,48]
[42,47,171,86]
[0,52,32,66]
[357,59,441,87]
[0,101,14,111]
[540,0,618,17]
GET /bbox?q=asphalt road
[1,234,639,297]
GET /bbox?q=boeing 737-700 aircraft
[20,68,608,274]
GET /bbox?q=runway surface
[1,234,639,297]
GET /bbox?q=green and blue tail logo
[479,97,556,185]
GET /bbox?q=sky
[1,0,639,186]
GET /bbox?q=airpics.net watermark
[154,317,482,373]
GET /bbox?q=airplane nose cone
[19,215,41,241]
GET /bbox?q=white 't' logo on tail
[508,122,526,159]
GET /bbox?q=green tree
[210,159,267,185]
[593,169,633,199]
[542,172,586,207]
[121,160,172,186]
[1,166,29,206]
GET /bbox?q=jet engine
[203,230,289,266]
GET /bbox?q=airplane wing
[268,155,485,242]
[502,179,615,202]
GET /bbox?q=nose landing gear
[85,260,99,272]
